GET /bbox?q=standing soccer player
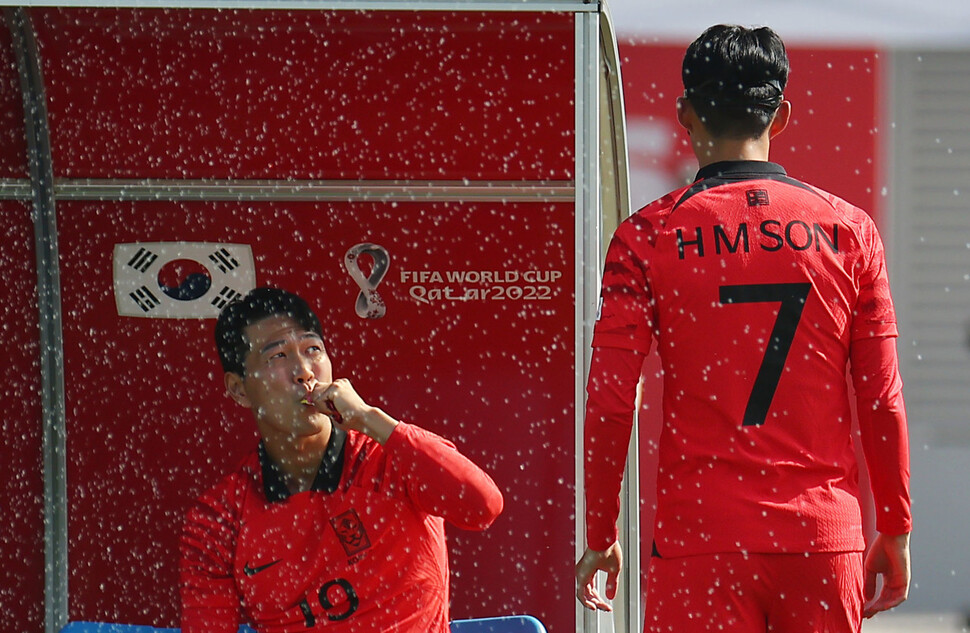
[180,287,503,632]
[575,25,912,632]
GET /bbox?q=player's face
[228,314,334,440]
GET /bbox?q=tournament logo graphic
[330,509,371,557]
[113,242,256,318]
[344,242,390,319]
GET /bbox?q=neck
[690,134,771,169]
[261,422,332,494]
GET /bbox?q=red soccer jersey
[180,422,503,633]
[586,160,911,557]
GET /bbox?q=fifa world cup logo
[344,243,390,319]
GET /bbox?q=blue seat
[61,619,543,633]
[61,625,178,633]
[450,615,548,633]
[61,624,255,633]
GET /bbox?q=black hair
[682,25,789,139]
[214,287,323,376]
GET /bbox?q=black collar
[694,160,786,182]
[258,426,347,503]
[673,161,796,212]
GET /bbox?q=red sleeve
[591,223,656,354]
[383,423,504,531]
[584,345,644,550]
[850,214,899,341]
[850,335,912,535]
[179,483,244,633]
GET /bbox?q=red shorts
[643,551,863,633]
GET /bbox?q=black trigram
[211,286,242,310]
[208,248,240,274]
[129,286,161,313]
[127,247,158,273]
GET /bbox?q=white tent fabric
[607,0,970,48]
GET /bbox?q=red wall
[57,198,577,629]
[0,199,45,633]
[0,23,27,179]
[30,8,579,633]
[0,16,45,633]
[35,8,574,181]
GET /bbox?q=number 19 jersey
[590,160,902,557]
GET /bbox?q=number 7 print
[719,282,812,426]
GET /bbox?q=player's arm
[846,216,913,617]
[179,491,244,633]
[849,334,912,618]
[576,345,643,610]
[576,220,655,609]
[851,335,911,535]
[309,378,503,529]
[382,422,504,530]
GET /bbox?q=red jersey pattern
[180,422,503,633]
[586,160,911,557]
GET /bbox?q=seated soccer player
[180,287,504,632]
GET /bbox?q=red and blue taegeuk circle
[157,258,212,301]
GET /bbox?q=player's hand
[863,532,911,618]
[308,378,398,443]
[307,378,358,425]
[575,542,622,611]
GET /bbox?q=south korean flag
[113,242,256,318]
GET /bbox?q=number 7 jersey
[588,160,909,557]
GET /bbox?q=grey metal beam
[6,7,69,633]
[41,178,574,203]
[573,9,603,630]
[0,177,33,199]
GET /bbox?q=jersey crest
[330,508,372,557]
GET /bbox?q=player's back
[624,161,890,556]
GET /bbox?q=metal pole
[574,6,605,633]
[6,8,69,633]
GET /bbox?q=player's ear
[768,100,792,139]
[224,372,251,408]
[676,96,695,134]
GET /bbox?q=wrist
[359,406,399,444]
